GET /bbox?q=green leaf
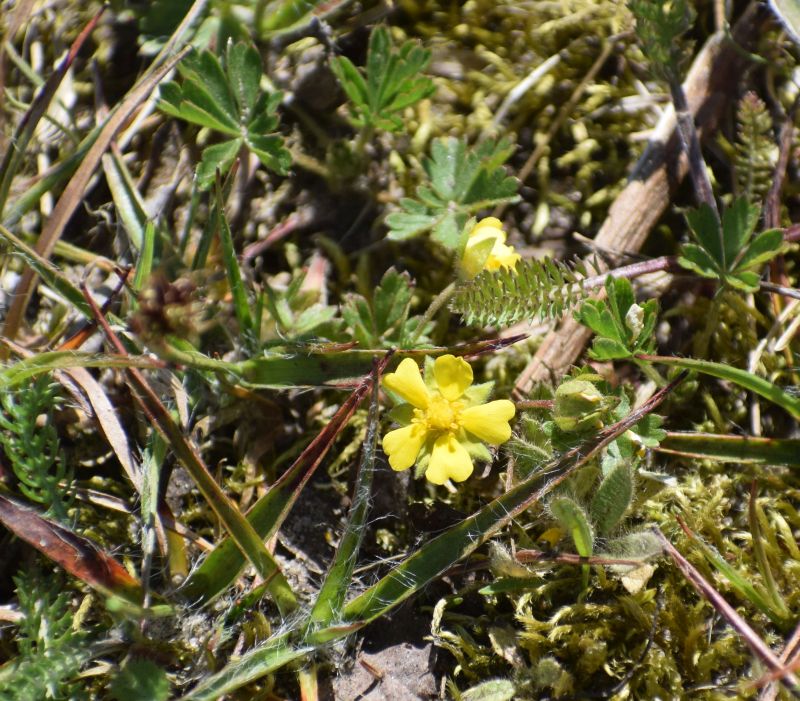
[386,138,519,246]
[677,243,720,279]
[550,496,594,557]
[722,196,759,268]
[680,197,782,290]
[341,269,419,347]
[246,133,291,176]
[461,679,517,701]
[132,221,157,293]
[332,25,434,132]
[330,56,369,113]
[226,41,261,117]
[384,209,439,241]
[590,464,633,536]
[727,270,761,292]
[657,431,800,467]
[103,150,149,251]
[159,44,289,189]
[196,138,242,190]
[306,377,380,628]
[215,177,253,336]
[686,203,723,264]
[575,277,657,359]
[734,228,784,271]
[112,659,170,701]
[177,637,310,701]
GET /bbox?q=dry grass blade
[654,527,799,692]
[1,44,191,348]
[61,367,140,491]
[0,6,104,214]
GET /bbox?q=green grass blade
[0,352,160,388]
[306,372,381,628]
[177,636,309,701]
[133,221,157,293]
[125,366,297,614]
[639,354,800,419]
[1,135,97,228]
[658,431,800,467]
[181,357,388,603]
[680,520,789,627]
[103,150,149,251]
[214,177,253,336]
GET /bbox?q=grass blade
[102,147,149,251]
[639,354,800,420]
[306,366,381,628]
[0,223,92,318]
[0,351,160,388]
[81,290,298,614]
[215,174,253,336]
[1,45,192,347]
[181,355,390,603]
[177,636,309,701]
[657,431,800,467]
[0,7,104,216]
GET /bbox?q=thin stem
[408,281,456,345]
[668,76,719,222]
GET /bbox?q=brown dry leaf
[0,493,143,603]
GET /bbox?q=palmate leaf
[679,197,785,291]
[387,137,520,248]
[341,268,429,347]
[158,42,290,189]
[331,25,435,132]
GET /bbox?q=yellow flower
[460,217,521,279]
[382,355,516,485]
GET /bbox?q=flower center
[423,395,461,431]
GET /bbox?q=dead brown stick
[514,7,765,397]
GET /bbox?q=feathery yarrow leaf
[450,257,590,327]
[735,92,776,206]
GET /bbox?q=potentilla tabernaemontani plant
[460,217,521,279]
[381,355,516,485]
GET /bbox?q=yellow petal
[459,400,516,444]
[485,241,521,272]
[425,433,473,484]
[469,217,506,244]
[382,424,427,472]
[433,354,473,401]
[383,358,430,408]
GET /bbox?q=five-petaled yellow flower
[382,355,516,485]
[460,217,521,279]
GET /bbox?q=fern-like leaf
[735,92,776,206]
[0,375,72,521]
[450,257,591,327]
[0,569,89,701]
